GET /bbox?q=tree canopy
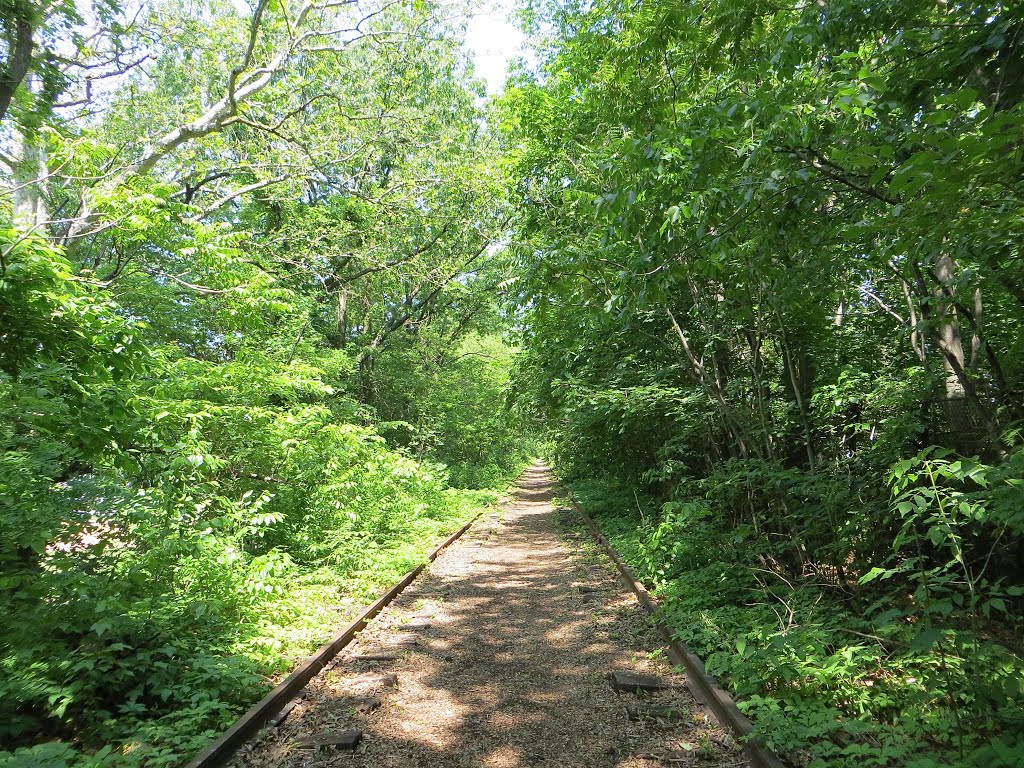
[1,0,1023,766]
[2,1,530,764]
[499,0,1024,765]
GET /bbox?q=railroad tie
[295,730,363,751]
[351,651,401,662]
[610,670,672,693]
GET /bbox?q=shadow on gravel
[234,463,725,768]
[331,462,645,767]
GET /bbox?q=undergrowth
[571,477,1024,768]
[0,479,498,768]
[0,246,529,767]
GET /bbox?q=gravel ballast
[229,462,749,768]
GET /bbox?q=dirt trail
[231,461,747,768]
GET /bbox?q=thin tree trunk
[911,256,1002,452]
[12,128,48,230]
[666,307,753,459]
[935,254,968,404]
[0,9,33,122]
[890,262,927,363]
[777,320,816,473]
[337,288,348,349]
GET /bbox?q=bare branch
[228,0,271,114]
[782,146,900,206]
[859,286,906,324]
[148,270,248,294]
[190,174,290,219]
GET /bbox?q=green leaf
[910,628,943,652]
[91,621,113,637]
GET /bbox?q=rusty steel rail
[567,497,788,768]
[185,514,480,768]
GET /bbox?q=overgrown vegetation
[573,479,1023,768]
[1,1,529,765]
[502,0,1024,765]
[5,0,1024,765]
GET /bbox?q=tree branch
[0,11,34,122]
[189,174,290,219]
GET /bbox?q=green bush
[572,474,1024,768]
[0,235,509,766]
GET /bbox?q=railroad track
[188,463,784,768]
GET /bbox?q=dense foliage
[6,0,1024,765]
[1,1,529,765]
[502,0,1024,765]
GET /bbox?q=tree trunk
[12,127,48,230]
[336,288,348,349]
[935,255,967,403]
[927,254,1000,453]
[0,9,33,122]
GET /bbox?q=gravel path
[230,462,748,768]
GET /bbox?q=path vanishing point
[229,462,749,768]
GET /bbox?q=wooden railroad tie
[295,729,363,751]
[267,693,305,728]
[609,670,671,693]
[352,696,382,714]
[381,633,419,646]
[352,651,401,662]
[334,673,398,693]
